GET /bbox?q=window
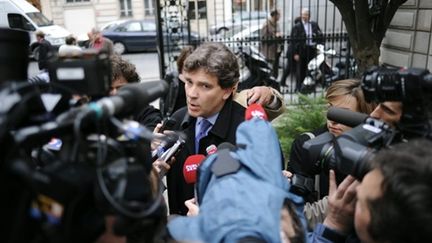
[120,0,133,17]
[66,0,90,3]
[142,22,156,32]
[188,0,206,19]
[8,14,35,31]
[144,0,155,15]
[124,22,141,32]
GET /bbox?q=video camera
[299,66,432,187]
[0,28,170,243]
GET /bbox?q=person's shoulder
[171,106,189,130]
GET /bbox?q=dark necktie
[195,119,212,154]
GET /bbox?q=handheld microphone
[245,103,268,121]
[151,134,180,161]
[327,107,368,127]
[217,142,236,151]
[183,154,206,184]
[87,81,168,118]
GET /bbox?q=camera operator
[289,79,376,201]
[369,101,402,128]
[310,139,432,243]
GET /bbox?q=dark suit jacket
[38,39,52,70]
[291,21,323,56]
[167,98,245,215]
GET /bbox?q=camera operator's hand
[185,198,199,216]
[323,170,359,234]
[282,170,293,181]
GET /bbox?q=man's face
[354,169,383,243]
[181,69,233,118]
[110,76,128,96]
[369,101,402,126]
[301,11,310,22]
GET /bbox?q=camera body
[300,66,432,187]
[48,51,112,96]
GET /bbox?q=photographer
[310,139,432,243]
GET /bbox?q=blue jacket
[167,118,307,242]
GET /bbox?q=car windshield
[233,11,267,22]
[27,12,51,27]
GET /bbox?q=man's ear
[222,86,236,100]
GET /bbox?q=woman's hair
[325,79,376,114]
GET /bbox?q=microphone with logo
[183,154,206,185]
[245,103,268,121]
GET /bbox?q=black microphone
[327,107,368,127]
[89,80,168,118]
[217,142,236,151]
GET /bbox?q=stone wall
[381,0,432,69]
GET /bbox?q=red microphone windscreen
[183,154,206,184]
[245,103,268,121]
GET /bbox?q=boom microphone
[88,81,168,118]
[183,154,206,184]
[327,107,369,127]
[245,103,268,121]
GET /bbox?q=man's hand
[294,54,300,62]
[247,86,273,106]
[323,170,359,234]
[152,158,172,176]
[185,198,199,216]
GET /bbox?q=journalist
[109,54,162,130]
[310,139,432,243]
[289,79,376,200]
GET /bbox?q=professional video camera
[298,66,432,185]
[0,28,170,243]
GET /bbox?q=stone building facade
[381,0,432,69]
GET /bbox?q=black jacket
[291,21,323,55]
[37,39,52,70]
[167,98,245,215]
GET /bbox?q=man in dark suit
[291,8,323,92]
[35,30,52,71]
[163,43,245,215]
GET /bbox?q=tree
[329,0,407,74]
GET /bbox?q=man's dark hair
[182,42,239,89]
[367,139,432,243]
[65,35,76,45]
[110,54,140,83]
[176,45,195,73]
[270,10,280,17]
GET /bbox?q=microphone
[206,144,217,155]
[183,154,206,184]
[327,107,368,127]
[217,142,236,151]
[87,81,168,118]
[245,103,268,121]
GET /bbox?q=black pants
[295,46,317,91]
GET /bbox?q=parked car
[102,19,199,54]
[219,24,262,49]
[209,11,267,35]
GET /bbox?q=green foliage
[273,94,327,164]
